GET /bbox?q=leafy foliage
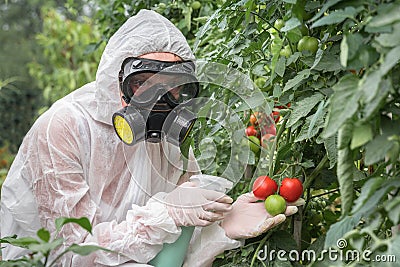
[28,7,105,113]
[0,217,112,266]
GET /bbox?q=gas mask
[112,57,199,146]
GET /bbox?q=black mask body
[112,57,198,146]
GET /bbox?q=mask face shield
[119,57,199,106]
[113,57,199,146]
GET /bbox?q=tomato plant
[188,0,400,265]
[3,0,398,266]
[264,195,286,216]
[279,177,303,202]
[252,175,278,200]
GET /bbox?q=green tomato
[254,77,266,88]
[191,1,201,10]
[297,36,319,54]
[279,45,292,58]
[265,195,286,216]
[248,135,260,154]
[157,3,167,13]
[274,19,285,30]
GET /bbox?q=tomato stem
[268,116,288,176]
[250,229,275,267]
[303,154,328,190]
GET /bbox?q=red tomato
[276,103,291,109]
[272,111,280,123]
[245,126,258,137]
[279,177,303,202]
[252,176,278,200]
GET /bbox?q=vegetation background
[1,0,399,266]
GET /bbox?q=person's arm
[31,106,181,265]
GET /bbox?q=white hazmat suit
[0,9,241,266]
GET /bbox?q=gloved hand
[221,192,304,239]
[165,182,233,227]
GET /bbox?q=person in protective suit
[0,10,300,266]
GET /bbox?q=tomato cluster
[245,112,277,151]
[252,176,303,215]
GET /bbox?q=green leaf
[275,56,286,77]
[287,93,323,127]
[37,228,50,243]
[362,78,391,122]
[350,124,373,149]
[28,238,64,254]
[0,236,40,249]
[323,75,360,138]
[280,17,301,32]
[375,22,400,47]
[353,180,399,218]
[66,244,113,256]
[308,100,325,139]
[380,45,400,75]
[235,94,266,111]
[324,213,362,248]
[269,230,298,251]
[311,7,358,28]
[368,3,400,27]
[311,53,344,72]
[269,37,283,84]
[364,134,393,165]
[309,0,344,23]
[361,46,400,103]
[385,197,400,225]
[283,69,310,91]
[386,235,400,266]
[337,123,354,217]
[55,217,92,234]
[340,34,348,67]
[360,70,382,103]
[351,177,385,213]
[324,135,338,169]
[340,33,363,67]
[294,108,325,142]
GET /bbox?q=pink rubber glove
[221,192,304,239]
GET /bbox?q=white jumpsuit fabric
[0,9,241,266]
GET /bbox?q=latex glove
[165,182,233,227]
[221,192,304,239]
